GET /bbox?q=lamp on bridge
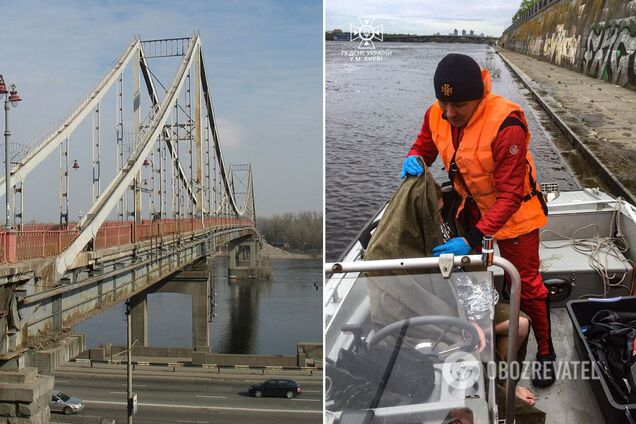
[0,75,22,230]
[8,85,22,106]
[140,178,154,193]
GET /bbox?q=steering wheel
[367,315,480,355]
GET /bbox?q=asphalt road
[49,367,322,423]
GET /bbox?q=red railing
[0,217,253,263]
[0,232,5,261]
[15,229,78,260]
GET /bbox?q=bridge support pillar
[151,261,211,352]
[130,292,148,347]
[228,238,271,279]
[192,279,209,352]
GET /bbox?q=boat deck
[524,308,604,423]
[325,189,636,423]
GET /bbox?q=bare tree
[257,211,322,253]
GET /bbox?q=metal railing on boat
[325,253,522,424]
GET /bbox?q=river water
[74,258,323,355]
[326,41,578,260]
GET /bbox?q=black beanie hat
[434,53,484,102]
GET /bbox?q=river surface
[74,258,322,355]
[326,41,578,260]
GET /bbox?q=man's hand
[400,156,424,178]
[432,237,471,256]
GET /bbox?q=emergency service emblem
[350,17,383,50]
[441,83,453,97]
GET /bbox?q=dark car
[248,379,302,398]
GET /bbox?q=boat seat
[489,238,633,307]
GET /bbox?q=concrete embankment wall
[25,333,86,373]
[191,352,298,367]
[25,337,323,373]
[82,344,323,368]
[500,0,636,90]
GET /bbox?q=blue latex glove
[432,237,471,257]
[400,156,424,179]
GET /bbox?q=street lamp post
[125,300,135,423]
[0,75,22,230]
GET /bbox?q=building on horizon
[469,29,474,36]
[462,29,466,36]
[329,28,350,41]
[454,28,458,36]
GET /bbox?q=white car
[50,390,85,415]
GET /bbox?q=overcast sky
[0,0,322,221]
[326,0,520,37]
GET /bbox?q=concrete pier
[130,258,212,352]
[130,292,148,347]
[228,238,272,279]
[498,48,636,203]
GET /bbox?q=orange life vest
[428,70,547,240]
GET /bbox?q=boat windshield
[325,269,497,424]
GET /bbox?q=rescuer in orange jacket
[402,53,555,387]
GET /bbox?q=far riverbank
[263,243,321,260]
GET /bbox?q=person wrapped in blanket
[363,165,545,424]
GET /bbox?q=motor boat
[324,186,636,424]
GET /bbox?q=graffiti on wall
[543,25,580,66]
[583,24,636,86]
[528,37,544,57]
[523,25,580,66]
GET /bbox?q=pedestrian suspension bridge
[0,34,268,371]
